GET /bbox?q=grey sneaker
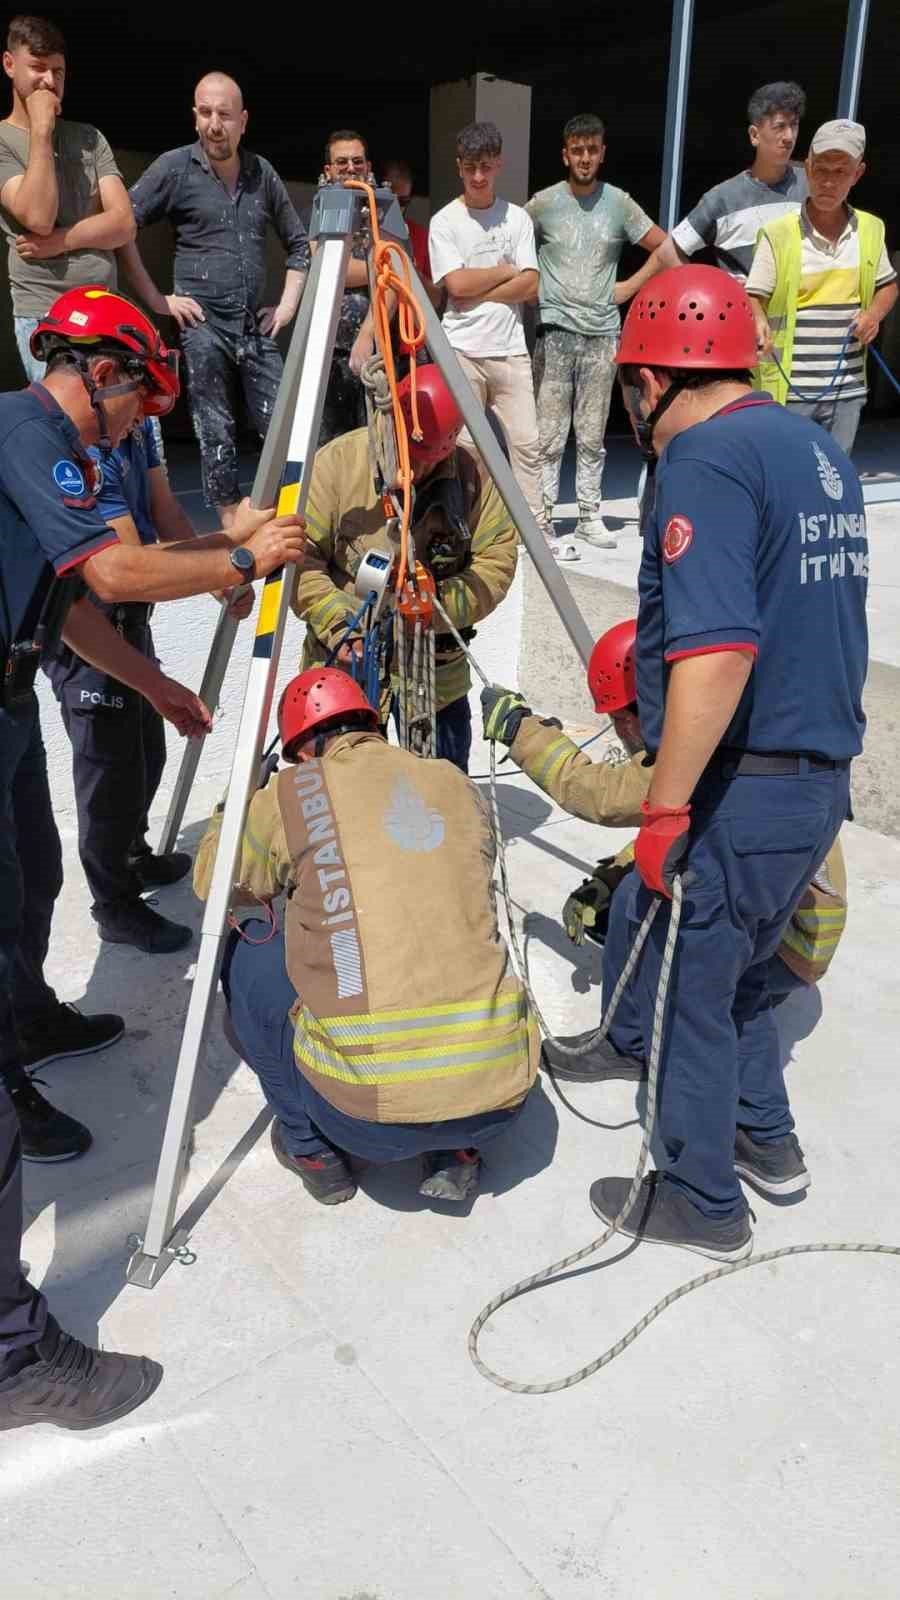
[734,1128,810,1199]
[589,1173,753,1262]
[541,1030,645,1083]
[576,518,617,549]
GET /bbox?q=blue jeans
[220,921,522,1160]
[14,316,45,383]
[0,696,62,1092]
[602,760,850,1219]
[390,693,472,775]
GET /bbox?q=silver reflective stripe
[322,996,524,1042]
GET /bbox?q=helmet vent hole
[688,301,697,309]
[695,312,704,320]
[719,312,726,320]
[677,312,687,321]
[683,346,690,354]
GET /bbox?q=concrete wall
[518,561,900,840]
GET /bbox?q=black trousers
[0,696,62,1095]
[180,317,283,507]
[0,1082,46,1365]
[45,620,167,912]
[318,351,367,447]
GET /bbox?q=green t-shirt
[526,180,653,338]
[0,118,122,315]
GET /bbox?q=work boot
[576,517,617,550]
[0,1316,162,1432]
[589,1173,753,1262]
[270,1120,357,1205]
[95,898,193,955]
[734,1128,810,1200]
[127,848,192,889]
[10,1079,92,1163]
[18,1001,124,1071]
[419,1148,481,1203]
[541,1030,645,1083]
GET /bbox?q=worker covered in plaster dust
[193,668,540,1208]
[291,363,518,775]
[482,616,849,1091]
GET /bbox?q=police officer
[0,285,304,1428]
[585,265,866,1260]
[45,411,253,955]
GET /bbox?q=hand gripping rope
[770,327,900,406]
[429,597,900,1396]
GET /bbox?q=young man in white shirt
[429,122,569,558]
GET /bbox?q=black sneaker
[734,1128,810,1200]
[541,1030,645,1083]
[18,1001,124,1071]
[95,898,193,954]
[11,1079,92,1163]
[127,849,192,889]
[419,1148,481,1202]
[270,1120,357,1205]
[0,1317,162,1432]
[589,1173,753,1262]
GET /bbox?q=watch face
[232,547,254,573]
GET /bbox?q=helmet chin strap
[624,376,689,461]
[73,354,142,451]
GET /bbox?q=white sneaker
[576,518,617,550]
[548,538,580,562]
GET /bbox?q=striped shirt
[672,165,807,281]
[746,202,897,402]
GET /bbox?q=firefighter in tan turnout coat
[195,668,539,1207]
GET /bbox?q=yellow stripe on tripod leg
[256,575,283,640]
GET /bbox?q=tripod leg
[129,233,352,1287]
[154,249,328,858]
[407,261,594,669]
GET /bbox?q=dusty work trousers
[602,758,850,1219]
[221,922,522,1160]
[0,1082,47,1367]
[0,697,62,1098]
[454,352,545,530]
[787,396,865,457]
[181,318,283,508]
[45,618,167,913]
[532,328,618,525]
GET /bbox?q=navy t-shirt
[89,418,161,545]
[0,385,117,653]
[637,395,868,761]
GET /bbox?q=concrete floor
[4,450,900,1599]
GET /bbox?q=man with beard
[119,72,309,528]
[527,114,665,552]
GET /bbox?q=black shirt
[129,143,310,323]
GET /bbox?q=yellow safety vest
[754,209,884,405]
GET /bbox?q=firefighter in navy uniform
[0,285,305,1432]
[585,265,867,1261]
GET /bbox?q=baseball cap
[810,119,866,160]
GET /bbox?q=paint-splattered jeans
[533,327,618,524]
[180,318,283,508]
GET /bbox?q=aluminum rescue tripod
[129,183,594,1288]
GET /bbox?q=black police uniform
[0,383,120,1363]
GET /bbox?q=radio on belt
[354,549,394,624]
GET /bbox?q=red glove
[634,799,691,898]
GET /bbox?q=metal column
[659,0,695,234]
[837,0,870,120]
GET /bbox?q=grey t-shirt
[0,118,122,315]
[526,180,653,337]
[671,165,808,282]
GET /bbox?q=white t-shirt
[428,196,538,357]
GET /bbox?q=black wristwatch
[229,546,256,581]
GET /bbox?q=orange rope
[346,179,427,592]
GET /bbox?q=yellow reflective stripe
[307,591,355,634]
[277,481,301,517]
[793,907,846,923]
[295,1036,528,1087]
[438,577,475,626]
[318,991,524,1027]
[782,926,843,958]
[241,820,271,864]
[322,999,525,1041]
[526,735,576,790]
[471,516,512,551]
[256,577,281,637]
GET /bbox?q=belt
[718,748,848,776]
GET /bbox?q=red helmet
[617,266,757,371]
[397,365,463,473]
[32,286,180,416]
[587,619,637,714]
[277,668,378,758]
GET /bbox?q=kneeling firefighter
[194,668,540,1205]
[482,618,849,1090]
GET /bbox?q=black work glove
[562,858,633,946]
[481,684,532,746]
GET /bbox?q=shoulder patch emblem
[52,459,85,498]
[662,514,694,564]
